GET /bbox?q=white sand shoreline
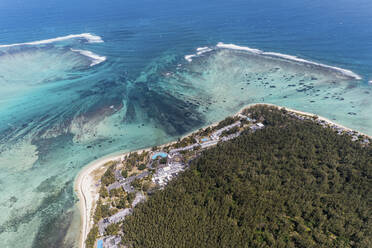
[74,143,184,248]
[74,153,123,248]
[74,103,370,248]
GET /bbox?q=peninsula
[75,104,372,248]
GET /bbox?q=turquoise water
[151,152,168,160]
[97,239,103,248]
[0,0,372,247]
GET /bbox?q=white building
[200,140,218,148]
[103,236,122,248]
[211,121,241,139]
[256,123,264,128]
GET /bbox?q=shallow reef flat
[0,40,371,248]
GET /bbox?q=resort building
[98,192,146,236]
[210,121,241,140]
[167,153,184,166]
[250,123,265,131]
[132,192,146,207]
[169,143,199,154]
[200,140,218,149]
[221,132,242,142]
[104,236,121,248]
[256,122,264,128]
[152,162,186,187]
[98,208,132,235]
[107,171,149,193]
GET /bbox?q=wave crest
[185,46,213,62]
[216,42,262,54]
[71,49,106,67]
[0,33,104,48]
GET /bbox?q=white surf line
[215,42,362,80]
[262,52,362,80]
[0,33,104,48]
[71,49,106,67]
[184,54,196,62]
[216,42,262,54]
[184,46,213,62]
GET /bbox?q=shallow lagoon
[1,39,371,248]
[0,0,372,247]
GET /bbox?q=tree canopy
[120,106,371,248]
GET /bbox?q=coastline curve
[74,103,371,248]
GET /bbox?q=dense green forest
[120,106,371,248]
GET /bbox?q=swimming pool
[97,239,103,248]
[151,152,168,160]
[201,138,210,142]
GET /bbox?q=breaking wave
[216,43,262,54]
[0,33,104,48]
[185,42,362,80]
[185,46,213,62]
[71,49,106,66]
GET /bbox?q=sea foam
[216,42,262,54]
[184,46,213,62]
[0,33,104,48]
[215,42,362,80]
[71,49,106,67]
[184,54,195,62]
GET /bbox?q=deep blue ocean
[0,0,372,247]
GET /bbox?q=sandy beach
[75,153,124,248]
[74,145,175,248]
[74,103,371,248]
